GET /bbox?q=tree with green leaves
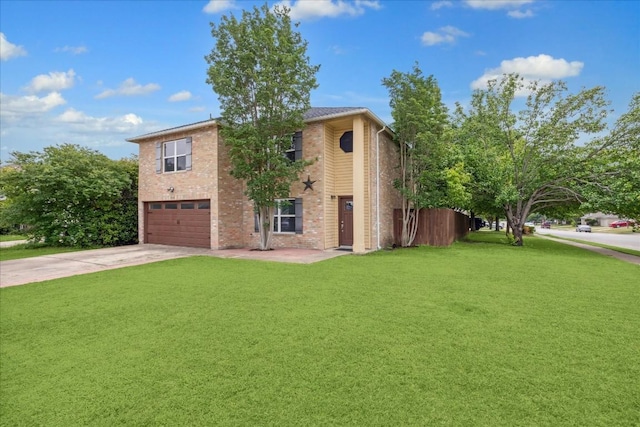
[0,144,138,247]
[455,74,610,246]
[453,90,513,232]
[579,92,640,222]
[205,4,319,250]
[382,64,467,247]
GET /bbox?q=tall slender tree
[382,64,463,247]
[205,3,319,250]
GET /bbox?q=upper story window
[340,131,353,153]
[285,139,296,162]
[155,137,192,173]
[285,131,303,162]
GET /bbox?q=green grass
[1,233,638,426]
[0,243,88,261]
[0,234,25,242]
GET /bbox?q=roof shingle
[128,107,389,142]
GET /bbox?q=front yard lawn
[0,234,25,242]
[1,233,638,425]
[0,243,88,261]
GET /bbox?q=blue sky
[1,0,638,160]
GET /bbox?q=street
[536,227,640,251]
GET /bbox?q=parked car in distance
[473,218,486,230]
[542,221,551,229]
[610,220,632,228]
[576,224,592,232]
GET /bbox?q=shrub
[0,145,138,247]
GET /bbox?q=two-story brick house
[127,107,400,253]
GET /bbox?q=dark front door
[338,196,354,246]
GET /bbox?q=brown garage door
[145,200,211,248]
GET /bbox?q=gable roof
[126,118,218,143]
[304,107,367,121]
[304,107,391,135]
[127,107,391,143]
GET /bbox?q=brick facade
[129,110,400,251]
[243,121,327,250]
[136,123,220,246]
[371,124,401,249]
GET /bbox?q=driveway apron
[0,244,351,288]
[0,245,214,288]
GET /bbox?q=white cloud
[57,108,143,133]
[465,0,535,18]
[55,45,88,55]
[275,0,381,21]
[203,0,236,14]
[431,1,453,10]
[168,90,192,102]
[95,78,160,99]
[329,45,348,55]
[508,9,534,18]
[471,54,584,95]
[0,92,66,119]
[1,101,158,154]
[465,0,533,10]
[0,33,27,61]
[421,26,469,46]
[25,69,77,93]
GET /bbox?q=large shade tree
[579,92,640,222]
[382,64,467,247]
[0,144,138,247]
[455,74,611,246]
[205,4,319,250]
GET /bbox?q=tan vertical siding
[324,125,338,248]
[363,121,371,249]
[334,127,353,196]
[330,122,373,249]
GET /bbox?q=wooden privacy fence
[393,208,469,247]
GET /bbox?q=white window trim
[163,139,187,173]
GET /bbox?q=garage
[144,200,211,248]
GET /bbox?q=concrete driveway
[0,245,214,288]
[0,244,350,288]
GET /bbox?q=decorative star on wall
[303,175,316,191]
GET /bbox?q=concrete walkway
[0,239,28,248]
[537,234,640,265]
[0,244,351,288]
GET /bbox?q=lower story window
[254,198,302,234]
[274,199,295,233]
